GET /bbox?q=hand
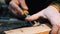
[25,5,60,34]
[8,0,28,16]
[25,11,60,34]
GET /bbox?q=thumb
[19,0,28,10]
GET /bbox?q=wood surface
[4,24,51,34]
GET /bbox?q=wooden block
[4,24,51,34]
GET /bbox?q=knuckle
[9,2,12,5]
[9,1,14,5]
[58,25,60,27]
[57,24,60,27]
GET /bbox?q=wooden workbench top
[4,24,51,34]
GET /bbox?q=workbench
[4,24,51,34]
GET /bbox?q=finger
[25,13,41,21]
[8,6,18,15]
[9,1,24,15]
[58,28,60,34]
[25,11,45,21]
[12,0,19,5]
[51,25,59,34]
[19,0,28,10]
